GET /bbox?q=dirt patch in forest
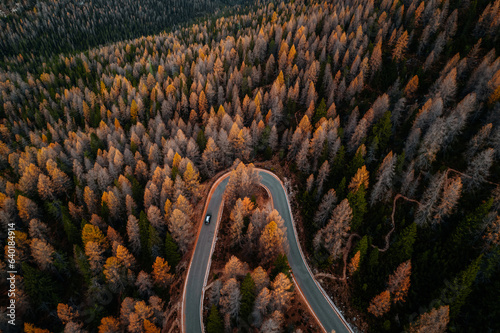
[317,277,369,332]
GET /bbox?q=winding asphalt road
[181,169,353,333]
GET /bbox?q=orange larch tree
[388,260,412,303]
[367,290,391,317]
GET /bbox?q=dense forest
[0,0,251,61]
[1,0,500,332]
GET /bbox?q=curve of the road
[181,169,353,333]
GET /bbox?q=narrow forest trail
[181,168,353,333]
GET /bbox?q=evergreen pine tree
[347,184,367,231]
[313,98,327,123]
[271,254,291,279]
[239,273,256,324]
[389,223,417,265]
[441,255,483,319]
[164,232,181,270]
[370,111,392,154]
[207,305,224,333]
[139,211,152,261]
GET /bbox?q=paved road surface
[182,170,352,333]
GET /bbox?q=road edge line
[181,171,231,333]
[290,273,327,333]
[199,199,224,332]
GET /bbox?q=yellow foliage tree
[164,199,172,221]
[134,300,153,321]
[166,84,176,96]
[198,90,208,114]
[217,104,226,118]
[276,71,285,86]
[348,166,369,192]
[114,118,121,131]
[183,162,200,196]
[101,191,109,209]
[103,256,123,285]
[254,92,262,114]
[152,257,173,288]
[57,303,78,324]
[259,221,287,264]
[298,115,312,133]
[404,75,419,98]
[98,316,121,333]
[489,85,500,105]
[271,11,278,23]
[82,101,91,123]
[40,72,51,85]
[174,194,192,214]
[17,195,38,222]
[130,100,138,123]
[265,110,273,124]
[392,31,409,62]
[100,81,107,95]
[367,290,391,317]
[172,152,182,169]
[348,251,361,275]
[82,224,109,249]
[144,319,161,333]
[271,272,293,311]
[116,244,136,269]
[24,323,51,333]
[240,197,255,215]
[288,44,297,64]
